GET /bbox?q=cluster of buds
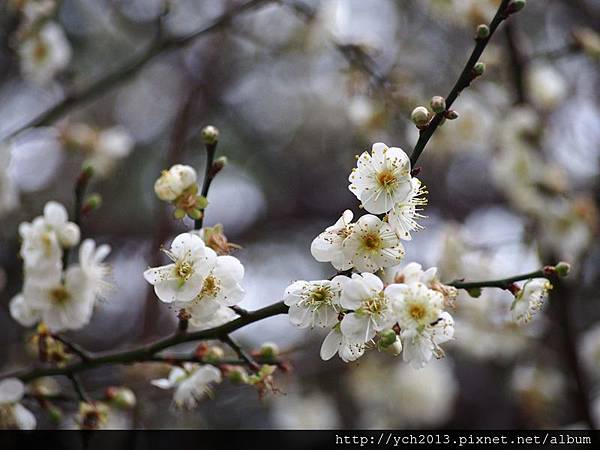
[30,324,69,364]
[411,96,459,129]
[154,164,207,220]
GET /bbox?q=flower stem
[194,141,217,229]
[410,0,515,166]
[448,267,553,290]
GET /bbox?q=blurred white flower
[580,324,600,378]
[284,277,345,328]
[527,64,568,110]
[9,293,42,327]
[151,364,221,409]
[342,214,405,272]
[392,262,437,286]
[42,201,80,248]
[0,378,36,430]
[177,255,245,328]
[0,143,19,217]
[349,142,412,214]
[270,387,340,429]
[21,265,95,332]
[86,126,134,177]
[339,273,396,344]
[511,278,552,325]
[511,365,565,410]
[18,21,71,85]
[310,209,354,271]
[387,177,427,241]
[154,164,197,202]
[143,233,217,303]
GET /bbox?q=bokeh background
[1,0,600,429]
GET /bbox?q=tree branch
[409,0,515,166]
[448,266,555,291]
[5,301,288,383]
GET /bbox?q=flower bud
[58,223,81,248]
[211,156,228,177]
[201,125,219,146]
[105,386,137,409]
[47,405,63,424]
[204,346,225,363]
[445,110,459,120]
[82,193,102,215]
[226,366,249,384]
[154,170,182,202]
[259,342,279,360]
[476,24,490,39]
[378,329,397,348]
[555,261,571,277]
[384,336,403,356]
[170,164,197,189]
[467,287,482,298]
[411,106,430,127]
[430,96,446,114]
[472,61,486,77]
[507,0,526,14]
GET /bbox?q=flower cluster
[511,278,553,325]
[312,143,426,273]
[154,165,208,221]
[285,263,455,368]
[9,201,111,332]
[143,232,245,329]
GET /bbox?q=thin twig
[195,139,218,229]
[220,334,260,371]
[53,335,92,362]
[409,0,514,166]
[448,267,553,291]
[67,374,92,404]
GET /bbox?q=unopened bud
[472,61,486,77]
[259,342,279,360]
[554,262,571,277]
[204,346,225,363]
[445,110,459,120]
[411,106,430,127]
[105,386,136,409]
[378,329,397,348]
[476,24,490,40]
[430,96,446,114]
[507,0,526,14]
[227,366,248,384]
[467,287,482,298]
[201,125,219,146]
[211,156,228,177]
[384,337,403,356]
[82,193,102,215]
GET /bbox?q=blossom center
[409,304,426,320]
[362,293,386,315]
[306,286,332,308]
[50,286,70,305]
[175,261,193,282]
[377,170,397,189]
[33,42,49,63]
[200,275,220,297]
[361,232,381,250]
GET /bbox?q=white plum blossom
[320,326,365,363]
[151,364,221,409]
[349,142,412,214]
[339,273,397,344]
[177,255,245,327]
[41,201,81,248]
[392,262,437,286]
[390,282,444,332]
[284,277,345,328]
[18,216,63,284]
[21,265,95,332]
[387,177,427,240]
[310,209,354,271]
[9,294,41,327]
[512,278,552,324]
[401,312,455,369]
[154,164,198,202]
[0,378,36,430]
[143,233,217,304]
[342,214,405,272]
[18,21,71,85]
[79,239,112,300]
[188,305,238,331]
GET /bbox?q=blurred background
[1,0,600,429]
